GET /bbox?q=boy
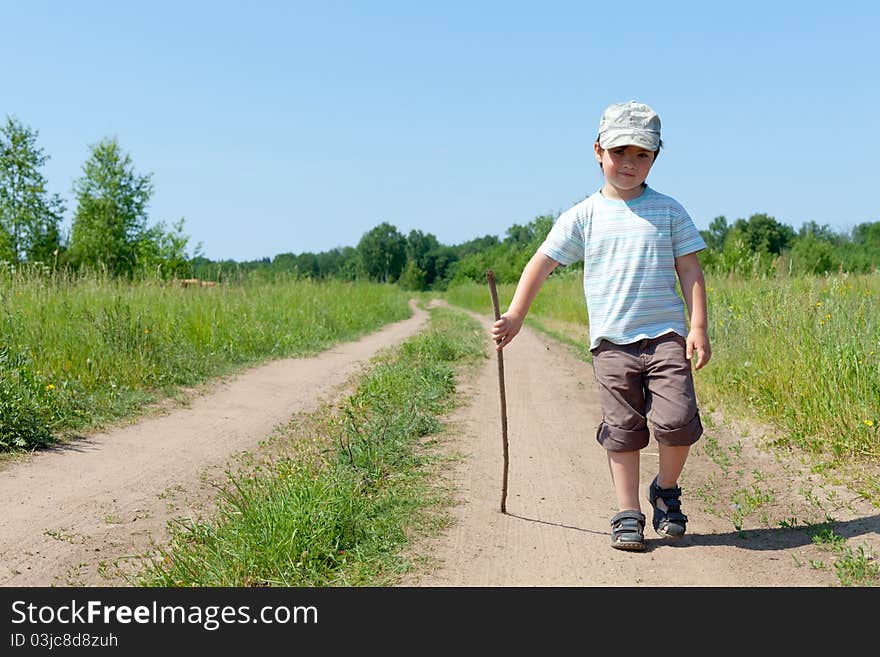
[491,101,711,551]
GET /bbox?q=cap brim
[599,129,660,151]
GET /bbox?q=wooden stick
[486,269,509,514]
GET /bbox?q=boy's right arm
[491,251,560,351]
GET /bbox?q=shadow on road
[42,435,100,454]
[504,512,609,537]
[504,511,880,551]
[683,514,880,551]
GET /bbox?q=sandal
[647,476,688,539]
[610,510,646,551]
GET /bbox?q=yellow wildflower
[864,420,875,427]
[45,384,55,391]
[815,301,822,307]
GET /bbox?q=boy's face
[594,143,656,200]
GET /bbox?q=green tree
[503,222,535,247]
[798,220,839,243]
[137,217,201,279]
[701,215,729,250]
[298,252,320,277]
[273,251,328,278]
[25,194,65,265]
[397,259,427,291]
[837,220,880,272]
[272,252,299,274]
[731,213,795,255]
[706,225,775,277]
[789,233,837,274]
[454,234,500,256]
[406,230,439,269]
[526,215,554,250]
[68,137,153,276]
[0,225,12,261]
[319,246,357,279]
[0,116,65,263]
[851,221,880,248]
[334,246,360,281]
[356,222,406,282]
[423,245,459,288]
[405,229,441,285]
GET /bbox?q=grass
[133,306,485,586]
[807,523,879,587]
[697,273,880,510]
[445,266,587,325]
[5,265,876,586]
[687,418,880,586]
[702,273,880,460]
[445,268,592,358]
[0,267,411,452]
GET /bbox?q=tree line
[4,113,876,286]
[697,213,880,277]
[0,115,197,278]
[196,211,879,289]
[189,217,554,289]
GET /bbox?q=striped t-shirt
[538,185,706,350]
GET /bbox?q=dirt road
[1,303,877,587]
[403,311,880,586]
[0,303,429,587]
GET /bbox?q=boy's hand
[686,328,712,370]
[491,312,523,351]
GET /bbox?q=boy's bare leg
[606,450,641,511]
[657,444,690,488]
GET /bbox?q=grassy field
[4,268,877,584]
[0,269,411,451]
[135,307,485,586]
[704,274,879,456]
[444,270,880,469]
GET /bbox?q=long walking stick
[486,269,509,514]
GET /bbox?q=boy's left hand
[686,329,712,370]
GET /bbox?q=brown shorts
[590,331,703,452]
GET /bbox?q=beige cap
[598,101,661,151]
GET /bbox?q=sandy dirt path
[402,311,880,586]
[0,303,429,587]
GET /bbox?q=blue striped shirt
[538,185,706,350]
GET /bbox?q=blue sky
[3,1,879,261]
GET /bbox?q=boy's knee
[652,412,703,447]
[596,421,651,451]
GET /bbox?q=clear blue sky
[3,1,879,261]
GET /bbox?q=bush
[0,370,54,450]
[397,260,427,291]
[789,234,838,275]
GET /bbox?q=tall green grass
[136,307,485,586]
[0,268,411,451]
[445,267,586,322]
[703,273,879,459]
[444,270,880,461]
